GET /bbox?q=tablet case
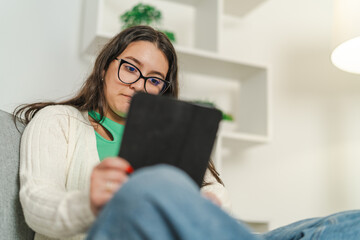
[118,92,222,187]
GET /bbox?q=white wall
[0,0,91,112]
[2,0,360,231]
[220,0,360,229]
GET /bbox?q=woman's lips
[122,94,132,102]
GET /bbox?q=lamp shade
[331,0,360,74]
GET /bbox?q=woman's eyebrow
[148,70,166,80]
[124,56,166,79]
[124,56,142,66]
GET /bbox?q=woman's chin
[116,106,129,118]
[117,111,127,118]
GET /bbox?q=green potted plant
[120,3,176,42]
[192,100,234,121]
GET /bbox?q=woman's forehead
[118,41,169,75]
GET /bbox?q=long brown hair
[13,25,223,187]
[14,25,178,124]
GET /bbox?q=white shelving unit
[82,0,221,53]
[82,0,271,139]
[82,0,271,228]
[224,0,267,17]
[82,1,271,221]
[82,0,271,164]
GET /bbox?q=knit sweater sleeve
[19,107,95,238]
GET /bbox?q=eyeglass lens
[119,62,167,94]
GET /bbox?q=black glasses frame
[115,58,170,95]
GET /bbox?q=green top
[88,111,125,161]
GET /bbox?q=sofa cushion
[0,110,34,240]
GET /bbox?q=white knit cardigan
[19,105,231,240]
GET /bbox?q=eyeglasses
[115,58,170,95]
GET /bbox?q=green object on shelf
[222,113,234,121]
[192,100,234,121]
[120,3,161,29]
[162,30,176,42]
[120,3,176,43]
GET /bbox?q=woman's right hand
[89,157,133,216]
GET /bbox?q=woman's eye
[148,78,160,86]
[125,65,137,73]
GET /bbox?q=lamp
[331,0,360,74]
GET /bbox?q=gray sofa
[0,110,35,239]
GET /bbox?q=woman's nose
[130,78,146,92]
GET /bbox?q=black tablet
[118,92,222,187]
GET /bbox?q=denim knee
[112,164,198,204]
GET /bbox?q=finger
[99,169,129,182]
[91,190,114,211]
[91,180,123,211]
[103,180,120,193]
[102,178,128,196]
[98,157,134,173]
[102,177,128,192]
[91,168,129,193]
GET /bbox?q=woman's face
[103,40,169,123]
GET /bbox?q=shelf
[177,48,270,139]
[82,0,220,53]
[224,0,267,17]
[220,131,269,143]
[82,0,271,172]
[175,44,267,70]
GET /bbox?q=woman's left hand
[202,191,222,207]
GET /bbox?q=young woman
[15,25,228,240]
[16,25,360,240]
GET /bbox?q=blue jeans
[86,165,360,240]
